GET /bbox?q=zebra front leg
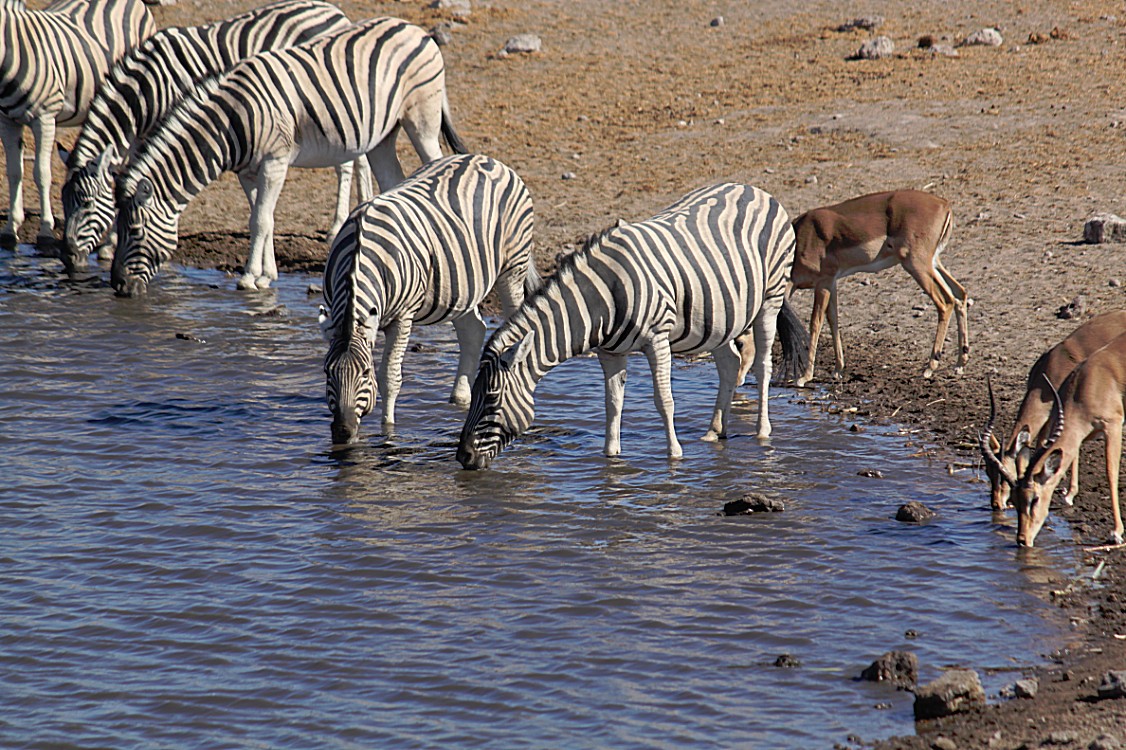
[29,116,57,244]
[326,162,353,242]
[377,317,413,429]
[450,309,487,406]
[752,296,783,439]
[598,351,628,457]
[0,118,25,245]
[643,334,683,460]
[703,341,741,442]
[239,159,288,290]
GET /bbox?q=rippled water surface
[1,249,1074,748]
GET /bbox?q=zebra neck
[504,274,612,382]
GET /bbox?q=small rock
[306,284,322,296]
[1056,295,1086,320]
[860,651,918,689]
[1097,670,1126,699]
[561,171,576,180]
[1027,31,1050,44]
[857,468,884,478]
[175,332,205,344]
[709,16,724,27]
[430,0,470,16]
[1013,677,1039,698]
[722,492,785,515]
[1089,734,1121,750]
[905,629,920,639]
[932,738,958,750]
[914,669,986,720]
[774,653,801,668]
[926,43,959,57]
[896,501,936,523]
[962,27,1003,46]
[429,23,454,46]
[838,16,884,32]
[252,305,286,318]
[503,33,542,54]
[856,36,894,59]
[1084,213,1126,243]
[1045,732,1079,746]
[918,34,936,48]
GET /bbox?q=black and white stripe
[319,153,538,445]
[0,0,154,244]
[61,0,355,273]
[111,15,468,296]
[457,183,810,469]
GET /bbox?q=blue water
[0,248,1074,748]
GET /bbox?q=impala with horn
[982,329,1126,547]
[981,311,1126,511]
[789,190,969,385]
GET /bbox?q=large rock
[962,28,1003,46]
[856,36,894,59]
[914,669,986,720]
[1097,670,1126,699]
[722,492,785,515]
[860,651,918,689]
[1084,213,1126,243]
[896,501,936,523]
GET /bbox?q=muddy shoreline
[14,0,1126,745]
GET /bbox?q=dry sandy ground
[10,0,1126,745]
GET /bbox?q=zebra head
[111,174,179,297]
[321,306,378,445]
[61,145,118,274]
[457,332,536,470]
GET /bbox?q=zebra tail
[523,248,543,295]
[441,94,469,155]
[775,297,811,384]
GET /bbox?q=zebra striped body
[61,0,356,273]
[320,153,537,445]
[112,16,467,296]
[457,183,810,469]
[0,0,154,243]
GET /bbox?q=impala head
[979,377,1023,511]
[111,174,179,297]
[457,332,536,470]
[982,374,1068,547]
[321,305,378,445]
[61,145,118,273]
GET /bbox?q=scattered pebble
[860,651,918,689]
[1084,213,1126,243]
[896,501,936,523]
[1110,278,1122,288]
[561,171,576,180]
[709,16,724,27]
[905,629,920,639]
[855,35,894,60]
[502,33,542,55]
[857,468,884,478]
[932,738,957,750]
[722,492,785,515]
[429,0,470,17]
[1056,295,1086,320]
[774,653,801,668]
[962,28,1003,47]
[837,16,884,32]
[175,332,206,344]
[251,305,286,318]
[306,284,322,296]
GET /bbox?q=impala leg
[734,330,755,389]
[797,284,831,387]
[378,317,413,429]
[936,259,970,373]
[450,309,486,406]
[1106,422,1124,544]
[0,118,25,244]
[598,351,628,457]
[1062,456,1080,506]
[704,340,741,442]
[752,295,782,439]
[29,117,57,243]
[367,125,406,193]
[904,257,956,378]
[827,280,846,380]
[644,334,682,459]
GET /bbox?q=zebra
[319,153,538,445]
[59,0,362,274]
[111,15,467,296]
[456,182,810,470]
[0,0,154,245]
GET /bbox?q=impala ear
[500,332,534,369]
[318,305,333,342]
[1014,427,1031,452]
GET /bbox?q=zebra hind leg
[704,340,741,442]
[450,310,487,406]
[751,296,784,439]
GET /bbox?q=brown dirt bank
[14,0,1126,745]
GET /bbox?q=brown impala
[983,329,1126,547]
[981,311,1126,511]
[789,190,970,386]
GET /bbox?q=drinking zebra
[319,153,538,445]
[0,0,155,245]
[61,0,359,273]
[456,183,810,469]
[112,16,467,296]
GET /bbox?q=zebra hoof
[97,245,114,261]
[236,274,257,290]
[701,430,721,443]
[255,276,273,290]
[0,231,17,248]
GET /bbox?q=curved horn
[980,375,1017,486]
[1040,373,1065,450]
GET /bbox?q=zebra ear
[56,142,71,166]
[94,144,120,176]
[499,332,534,369]
[318,305,334,342]
[357,313,379,346]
